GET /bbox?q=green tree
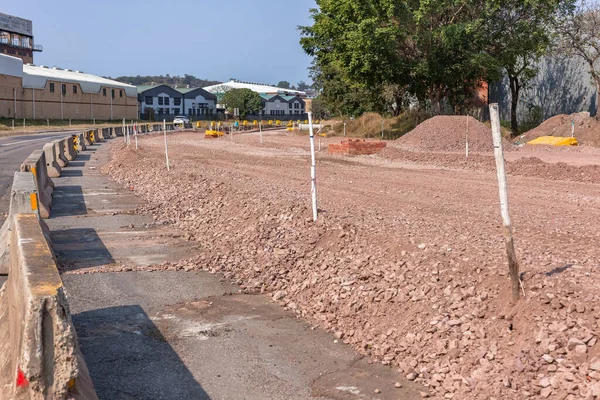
[300,0,496,116]
[277,81,291,89]
[555,0,600,118]
[296,81,312,91]
[221,89,263,119]
[483,0,569,136]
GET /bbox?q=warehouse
[0,53,137,120]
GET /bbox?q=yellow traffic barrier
[527,136,578,146]
[196,121,203,128]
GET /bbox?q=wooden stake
[466,115,469,158]
[489,103,520,301]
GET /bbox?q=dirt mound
[396,116,509,153]
[523,112,600,147]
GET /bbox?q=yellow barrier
[527,136,578,146]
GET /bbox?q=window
[164,97,170,106]
[158,97,164,106]
[120,90,123,98]
[157,108,164,114]
[62,84,66,96]
[289,102,293,109]
[103,88,107,96]
[174,108,180,114]
[188,108,192,115]
[174,98,181,106]
[294,102,300,109]
[111,89,115,99]
[145,96,152,105]
[164,108,169,115]
[73,85,77,94]
[49,83,55,93]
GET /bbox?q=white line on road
[0,137,52,147]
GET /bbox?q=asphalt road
[0,131,78,224]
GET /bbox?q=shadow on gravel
[546,263,573,277]
[50,228,115,270]
[50,185,87,217]
[74,305,210,400]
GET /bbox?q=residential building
[137,84,217,121]
[203,80,307,119]
[0,12,42,64]
[0,53,137,120]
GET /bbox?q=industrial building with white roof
[0,53,137,120]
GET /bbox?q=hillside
[113,74,221,88]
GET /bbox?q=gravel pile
[101,138,600,400]
[378,147,600,184]
[523,112,600,147]
[396,116,511,153]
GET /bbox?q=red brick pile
[328,139,387,155]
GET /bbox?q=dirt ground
[101,129,600,400]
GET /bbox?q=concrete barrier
[73,133,86,152]
[52,140,69,168]
[20,151,54,219]
[114,126,123,136]
[43,143,62,178]
[110,127,117,138]
[78,132,87,151]
[94,129,104,142]
[0,172,41,274]
[62,137,77,162]
[102,127,111,139]
[0,213,98,399]
[83,131,92,146]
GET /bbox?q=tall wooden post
[489,103,520,301]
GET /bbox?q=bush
[332,111,430,139]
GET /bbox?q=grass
[0,118,138,136]
[330,111,431,140]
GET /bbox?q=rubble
[100,133,600,400]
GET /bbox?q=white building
[137,84,217,120]
[203,80,307,118]
[203,79,307,98]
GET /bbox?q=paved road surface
[0,131,79,224]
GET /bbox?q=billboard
[0,13,32,36]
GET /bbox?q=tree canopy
[221,89,263,119]
[300,0,575,133]
[114,74,221,88]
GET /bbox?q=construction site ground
[43,139,423,400]
[98,128,600,400]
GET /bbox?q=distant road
[0,131,79,224]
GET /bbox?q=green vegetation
[113,74,221,88]
[300,0,576,136]
[221,89,263,119]
[331,111,430,140]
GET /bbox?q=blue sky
[3,0,317,85]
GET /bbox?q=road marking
[0,137,58,147]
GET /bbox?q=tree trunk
[509,75,520,137]
[595,76,600,120]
